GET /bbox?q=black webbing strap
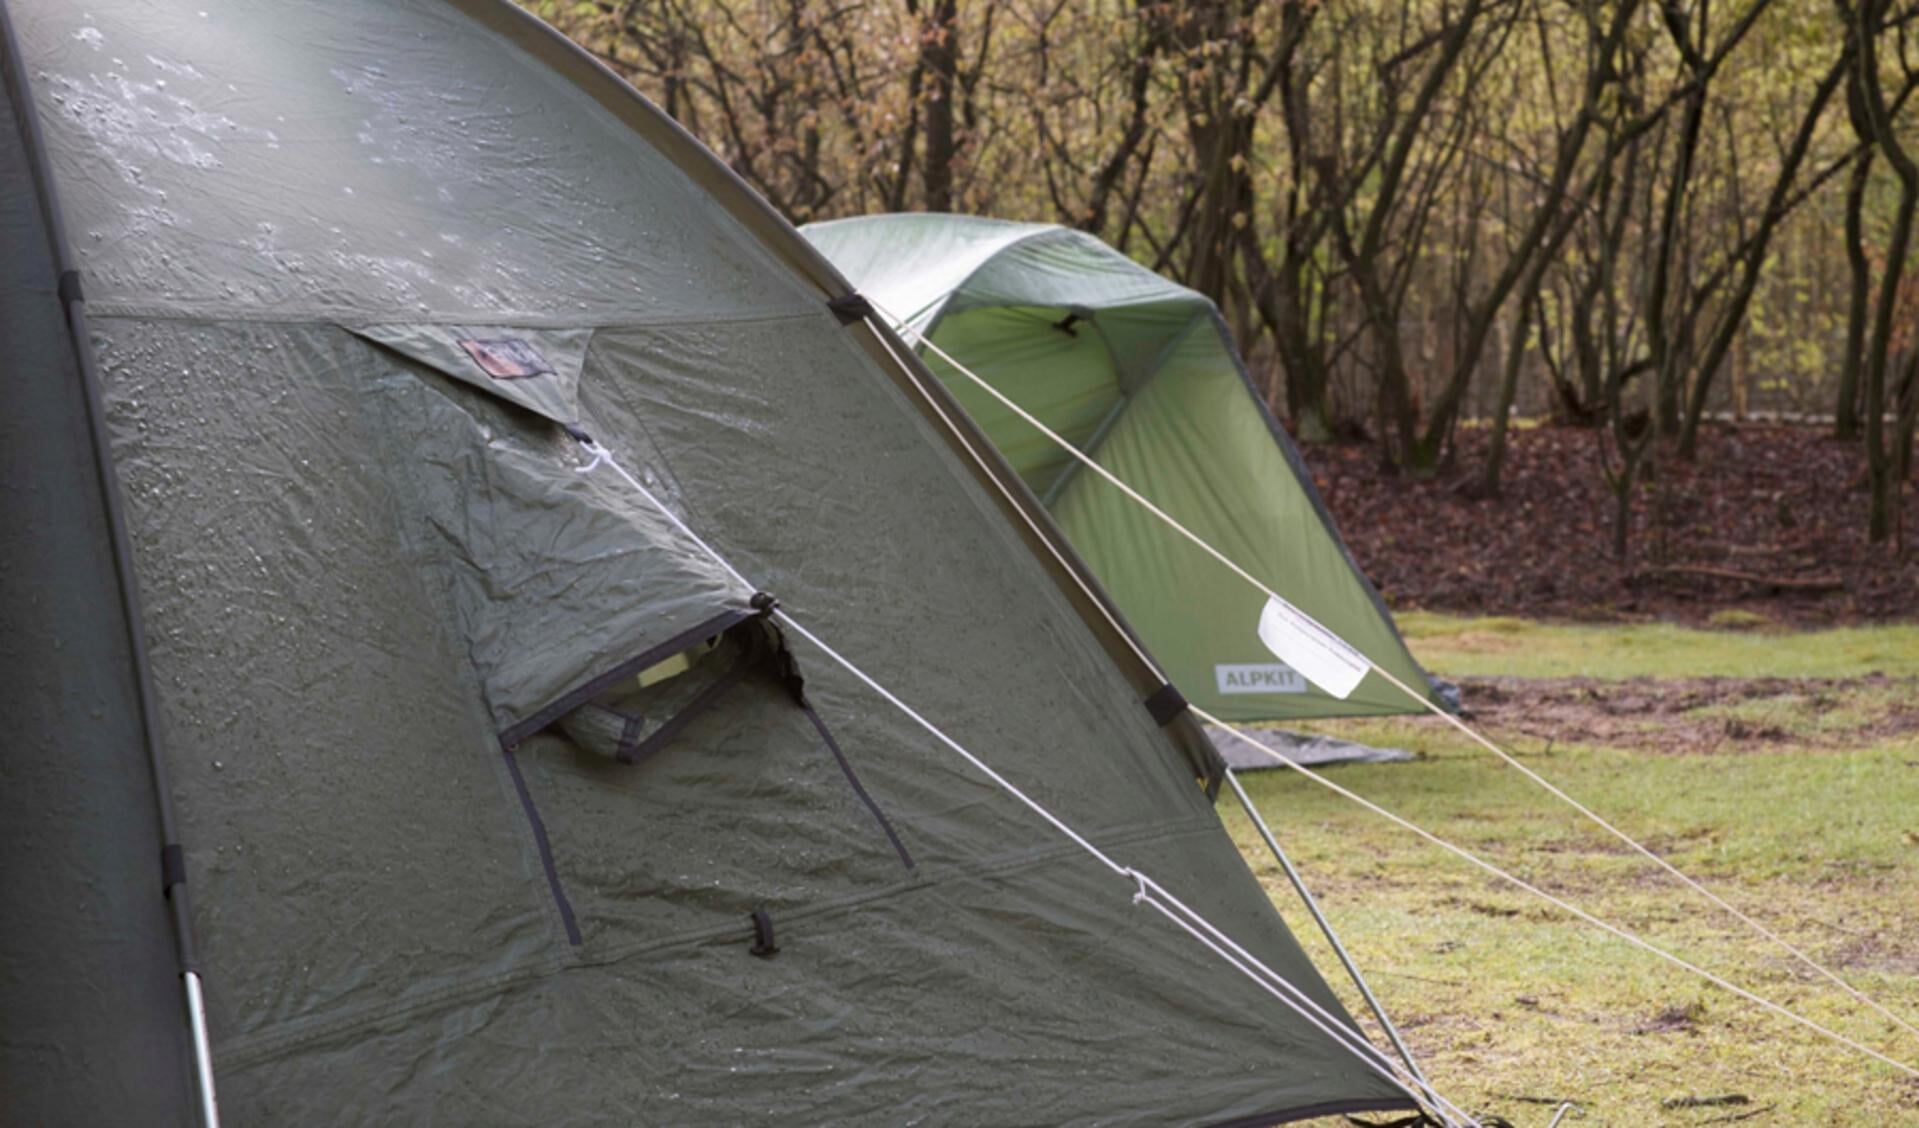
[1144,683,1189,726]
[160,843,187,897]
[827,293,874,326]
[609,709,647,764]
[802,701,915,872]
[749,908,779,958]
[501,746,583,947]
[57,268,83,306]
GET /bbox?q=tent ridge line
[914,224,1212,331]
[214,816,1228,1071]
[918,224,1076,330]
[909,225,1191,347]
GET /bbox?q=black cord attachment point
[57,269,83,307]
[561,422,594,445]
[1144,683,1189,727]
[749,591,779,617]
[749,908,780,958]
[827,293,874,326]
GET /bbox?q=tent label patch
[1215,663,1307,695]
[1255,596,1370,700]
[458,337,554,380]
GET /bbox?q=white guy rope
[877,301,1919,1049]
[1192,706,1919,1082]
[855,322,1169,678]
[860,318,1442,1089]
[773,609,1478,1128]
[571,439,1476,1127]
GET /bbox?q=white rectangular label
[1256,595,1370,700]
[1215,663,1308,695]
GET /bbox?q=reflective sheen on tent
[1,2,1418,1124]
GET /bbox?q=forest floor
[1232,616,1919,1126]
[1301,423,1919,625]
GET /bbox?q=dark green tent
[1,2,1426,1123]
[803,216,1446,723]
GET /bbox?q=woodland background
[530,0,1919,616]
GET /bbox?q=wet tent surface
[0,34,198,1125]
[3,1,1413,1123]
[805,214,1444,723]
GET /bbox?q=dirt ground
[1456,673,1919,756]
[1299,425,1919,625]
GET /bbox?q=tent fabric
[350,323,598,429]
[0,31,199,1125]
[1,1,1416,1124]
[364,361,756,741]
[804,214,1443,722]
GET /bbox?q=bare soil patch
[1455,673,1919,755]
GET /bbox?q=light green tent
[803,216,1445,723]
[1,1,1429,1124]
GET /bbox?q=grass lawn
[1232,615,1919,1125]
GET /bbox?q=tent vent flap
[360,329,756,745]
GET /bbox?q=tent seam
[212,817,1227,1069]
[80,304,825,329]
[1039,308,1211,506]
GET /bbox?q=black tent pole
[0,6,221,1125]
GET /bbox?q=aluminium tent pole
[1224,768,1430,1090]
[0,6,221,1124]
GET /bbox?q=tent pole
[1037,317,1149,508]
[1040,392,1129,507]
[1224,768,1431,1089]
[0,6,220,1124]
[185,971,221,1127]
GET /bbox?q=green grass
[1239,615,1919,1125]
[1397,610,1919,680]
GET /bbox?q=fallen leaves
[1299,425,1919,624]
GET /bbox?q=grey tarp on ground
[0,1,1418,1123]
[1209,728,1416,771]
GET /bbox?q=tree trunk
[1650,86,1708,438]
[1835,150,1873,441]
[1482,301,1535,494]
[1847,0,1918,544]
[1676,49,1851,456]
[919,0,959,212]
